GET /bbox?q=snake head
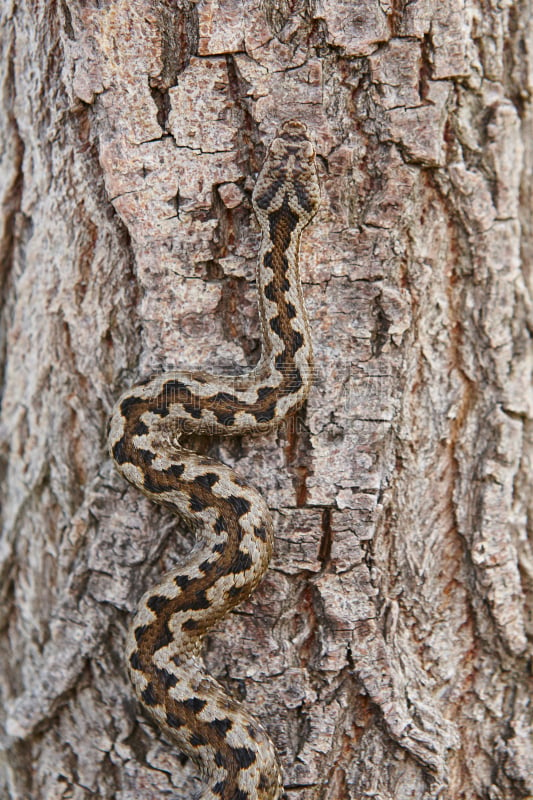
[253,120,320,221]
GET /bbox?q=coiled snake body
[108,121,319,800]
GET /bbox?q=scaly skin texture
[108,120,320,800]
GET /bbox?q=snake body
[108,121,320,800]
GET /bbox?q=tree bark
[1,1,532,799]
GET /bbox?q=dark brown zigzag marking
[110,204,307,460]
[263,199,307,368]
[122,453,269,659]
[267,196,298,254]
[112,370,296,445]
[132,665,262,800]
[112,121,320,800]
[125,482,271,798]
[294,179,316,213]
[254,176,286,211]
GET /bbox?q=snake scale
[108,120,320,800]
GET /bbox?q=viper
[108,120,320,800]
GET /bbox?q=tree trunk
[1,1,532,799]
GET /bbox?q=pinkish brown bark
[1,2,532,799]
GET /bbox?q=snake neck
[107,224,313,446]
[254,215,312,383]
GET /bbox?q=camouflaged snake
[108,120,320,800]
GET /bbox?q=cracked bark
[1,1,532,799]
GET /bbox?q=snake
[108,120,320,800]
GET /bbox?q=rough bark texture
[1,2,532,799]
